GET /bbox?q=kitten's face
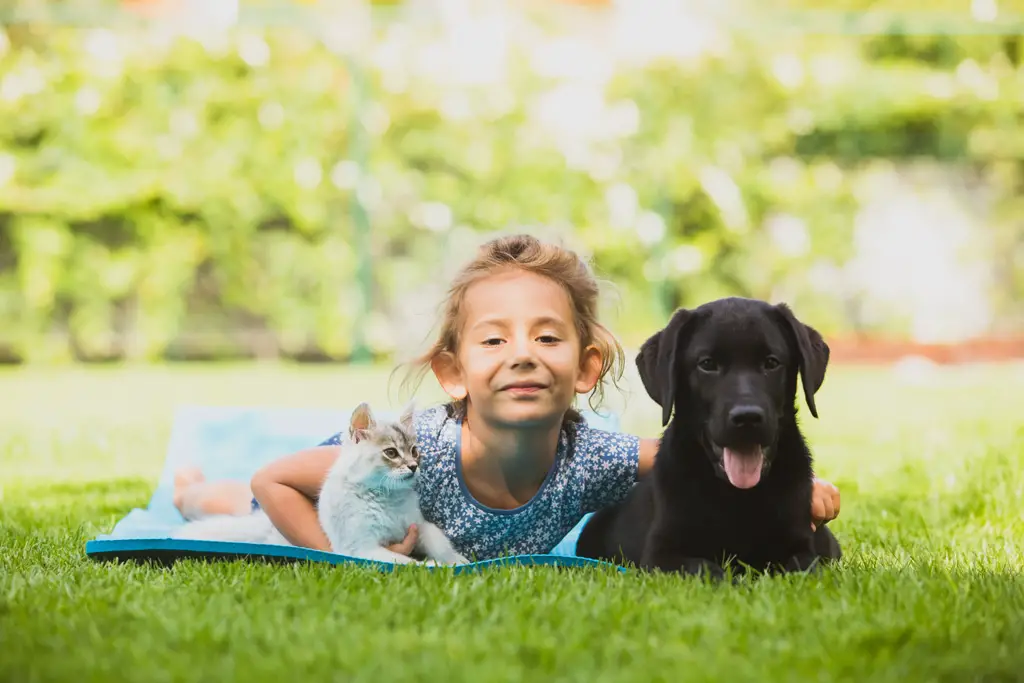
[368,424,421,485]
[348,402,421,490]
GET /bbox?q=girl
[173,234,841,560]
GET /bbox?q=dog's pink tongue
[722,446,764,489]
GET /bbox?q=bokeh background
[3,6,1024,680]
[1,0,1022,371]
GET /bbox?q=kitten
[315,402,468,565]
[172,402,468,566]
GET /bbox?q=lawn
[2,361,1023,683]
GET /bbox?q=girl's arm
[250,446,339,551]
[250,446,421,554]
[634,437,840,528]
[638,438,659,478]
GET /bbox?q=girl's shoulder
[411,405,460,466]
[565,417,641,512]
[567,417,640,463]
[411,404,453,444]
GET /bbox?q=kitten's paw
[423,554,467,567]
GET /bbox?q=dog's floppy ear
[775,303,829,419]
[636,308,695,427]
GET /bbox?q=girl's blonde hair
[398,233,625,423]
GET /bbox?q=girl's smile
[501,381,547,396]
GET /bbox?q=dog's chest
[664,477,811,566]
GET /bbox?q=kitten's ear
[349,402,376,443]
[398,400,416,433]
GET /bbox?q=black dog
[576,297,841,578]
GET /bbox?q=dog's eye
[763,356,781,371]
[384,447,399,459]
[697,358,719,373]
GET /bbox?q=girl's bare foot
[173,467,254,520]
[173,467,206,514]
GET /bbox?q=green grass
[2,361,1023,683]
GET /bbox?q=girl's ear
[431,351,468,400]
[574,345,602,395]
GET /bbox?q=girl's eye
[482,338,504,346]
[537,335,561,344]
[697,358,719,373]
[384,447,399,459]
[763,356,781,371]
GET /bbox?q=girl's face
[434,269,601,429]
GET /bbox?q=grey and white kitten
[172,402,467,566]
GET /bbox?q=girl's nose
[509,335,537,368]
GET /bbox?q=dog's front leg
[777,552,822,575]
[642,518,726,579]
[773,539,822,575]
[678,557,727,580]
[642,543,726,580]
[646,554,725,580]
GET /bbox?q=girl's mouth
[502,382,547,395]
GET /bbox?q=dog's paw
[680,558,726,581]
[779,553,822,575]
[802,557,824,576]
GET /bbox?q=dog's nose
[728,405,765,428]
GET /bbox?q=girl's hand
[811,478,841,531]
[387,525,419,556]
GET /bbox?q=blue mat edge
[85,539,626,574]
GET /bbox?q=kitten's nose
[408,463,418,473]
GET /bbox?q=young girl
[173,234,841,560]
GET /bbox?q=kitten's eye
[697,358,719,373]
[383,447,399,459]
[412,446,420,459]
[763,356,781,371]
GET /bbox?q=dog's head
[637,297,829,489]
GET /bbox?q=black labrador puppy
[576,297,841,578]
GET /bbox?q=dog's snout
[728,405,765,428]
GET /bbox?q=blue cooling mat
[85,405,620,573]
